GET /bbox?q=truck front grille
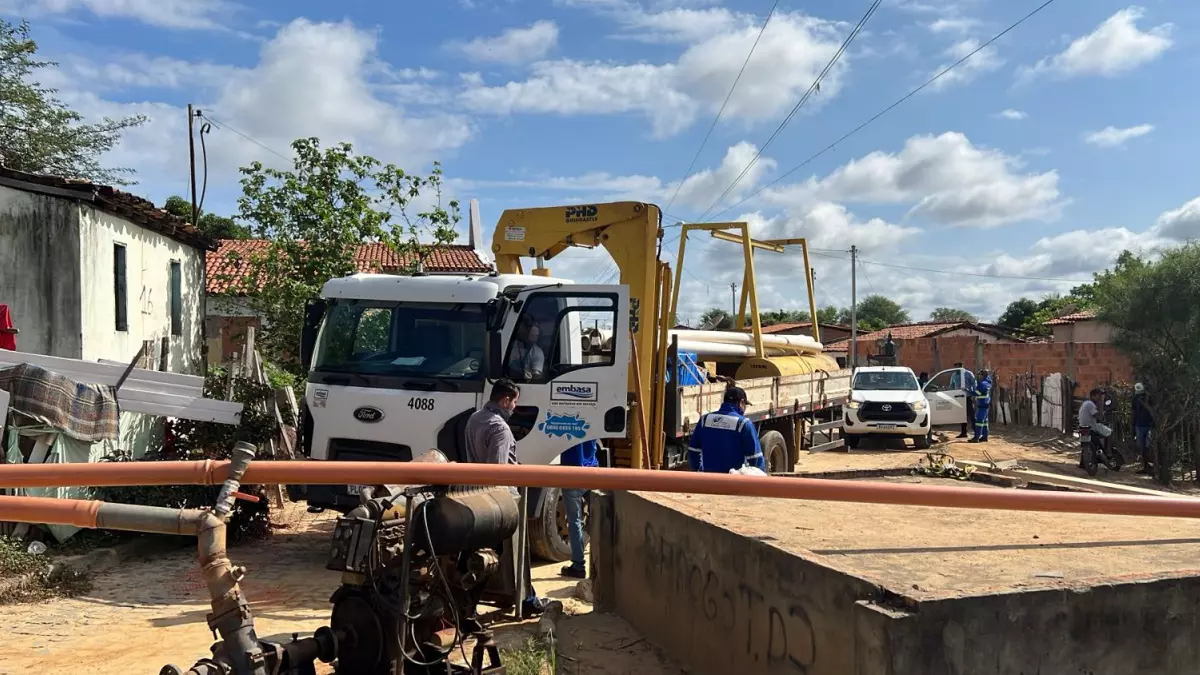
[859,402,916,423]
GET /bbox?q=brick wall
[216,316,261,364]
[892,336,1132,393]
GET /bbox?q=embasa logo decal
[538,412,590,439]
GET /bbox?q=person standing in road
[1132,382,1156,475]
[688,386,766,474]
[463,379,554,615]
[950,363,977,439]
[558,439,599,579]
[968,369,992,443]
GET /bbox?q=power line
[808,250,1088,283]
[200,113,293,162]
[706,0,1062,222]
[662,0,781,216]
[696,0,883,222]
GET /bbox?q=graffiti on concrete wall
[642,522,817,672]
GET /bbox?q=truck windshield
[312,300,486,380]
[852,371,919,391]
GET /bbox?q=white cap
[1134,382,1145,393]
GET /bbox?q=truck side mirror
[300,299,327,370]
[485,330,503,379]
[486,297,511,331]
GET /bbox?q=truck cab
[294,271,631,526]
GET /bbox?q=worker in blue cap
[688,386,766,474]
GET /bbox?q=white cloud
[51,18,473,205]
[0,0,236,30]
[996,109,1027,120]
[458,11,850,137]
[1083,123,1154,148]
[1152,196,1200,241]
[458,142,773,213]
[765,132,1063,229]
[928,17,980,34]
[448,20,559,64]
[928,38,1003,90]
[1020,7,1172,81]
[602,5,745,44]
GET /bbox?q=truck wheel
[913,433,931,450]
[845,435,861,450]
[528,487,588,562]
[759,430,790,474]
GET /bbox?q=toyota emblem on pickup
[881,404,892,411]
[353,406,384,423]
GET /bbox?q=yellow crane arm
[490,202,665,469]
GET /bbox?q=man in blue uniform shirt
[559,439,599,579]
[688,386,766,474]
[969,369,992,443]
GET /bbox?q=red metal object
[0,459,1199,519]
[0,304,16,351]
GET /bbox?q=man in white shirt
[1077,388,1104,469]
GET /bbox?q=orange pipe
[1,460,1200,519]
[0,495,101,528]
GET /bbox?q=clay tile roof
[1043,310,1097,326]
[206,239,492,294]
[821,321,1022,353]
[740,322,852,335]
[0,166,215,251]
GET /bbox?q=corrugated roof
[207,239,492,294]
[1043,310,1097,326]
[821,321,1021,352]
[0,166,215,251]
[738,322,851,335]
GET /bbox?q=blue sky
[4,0,1197,324]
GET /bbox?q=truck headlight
[846,400,861,409]
[910,399,927,411]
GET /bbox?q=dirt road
[2,504,684,675]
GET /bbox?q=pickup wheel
[845,435,861,450]
[913,433,931,450]
[528,487,589,563]
[760,430,789,474]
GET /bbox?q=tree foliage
[838,295,909,331]
[164,195,250,240]
[930,307,976,323]
[0,19,146,185]
[699,308,734,330]
[997,290,1094,336]
[219,137,460,374]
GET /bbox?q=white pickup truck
[842,366,974,449]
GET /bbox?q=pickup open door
[491,285,630,467]
[923,367,969,427]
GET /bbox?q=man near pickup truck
[558,439,598,579]
[464,379,554,615]
[951,363,976,439]
[688,386,766,474]
[968,369,992,443]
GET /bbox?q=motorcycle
[1079,396,1124,476]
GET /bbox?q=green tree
[760,309,810,326]
[930,307,977,323]
[838,295,909,331]
[0,19,146,185]
[816,305,841,325]
[220,137,459,374]
[997,298,1038,333]
[699,308,734,330]
[1091,248,1197,483]
[164,195,251,240]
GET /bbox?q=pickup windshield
[852,371,919,391]
[312,300,486,380]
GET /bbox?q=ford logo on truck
[353,406,385,423]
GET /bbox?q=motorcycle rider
[1077,388,1105,469]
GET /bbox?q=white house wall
[77,205,204,374]
[0,184,84,357]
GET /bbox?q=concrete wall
[0,185,84,357]
[77,205,204,374]
[206,296,263,364]
[1051,320,1113,344]
[592,491,1200,675]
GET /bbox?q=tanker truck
[290,202,852,561]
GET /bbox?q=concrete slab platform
[590,480,1200,675]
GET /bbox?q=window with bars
[114,243,128,332]
[169,261,182,336]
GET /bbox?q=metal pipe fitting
[214,441,257,518]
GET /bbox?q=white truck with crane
[290,202,853,560]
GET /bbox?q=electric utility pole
[849,245,858,369]
[730,282,737,317]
